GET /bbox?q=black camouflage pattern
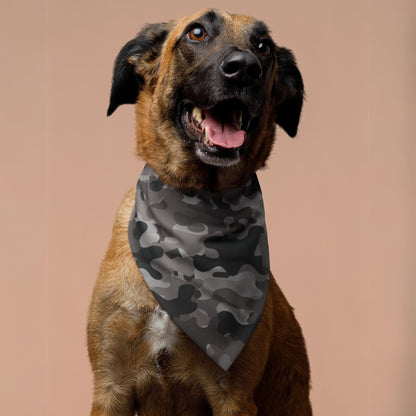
[128,165,270,370]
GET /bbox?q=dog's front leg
[196,367,260,416]
[88,299,153,416]
[210,400,258,416]
[90,376,136,416]
[89,355,137,416]
[88,310,139,416]
[204,381,258,416]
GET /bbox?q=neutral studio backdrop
[0,0,415,415]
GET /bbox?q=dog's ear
[107,23,170,116]
[275,47,304,137]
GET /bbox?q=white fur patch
[146,307,178,356]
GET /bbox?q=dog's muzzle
[176,48,266,168]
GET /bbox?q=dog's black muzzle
[171,45,271,167]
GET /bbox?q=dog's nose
[220,50,262,83]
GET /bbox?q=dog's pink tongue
[203,111,245,149]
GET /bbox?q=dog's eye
[257,41,271,56]
[188,26,207,42]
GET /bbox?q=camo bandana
[128,165,270,370]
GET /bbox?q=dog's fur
[88,9,312,416]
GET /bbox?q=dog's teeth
[205,129,213,146]
[237,111,243,129]
[192,107,203,123]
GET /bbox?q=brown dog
[88,9,311,416]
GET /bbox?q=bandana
[128,165,270,370]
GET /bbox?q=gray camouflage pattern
[128,165,270,370]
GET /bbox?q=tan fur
[88,9,311,415]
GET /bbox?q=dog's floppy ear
[275,47,304,137]
[107,23,170,116]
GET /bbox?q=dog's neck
[128,164,270,370]
[143,159,256,193]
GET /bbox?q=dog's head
[108,9,304,190]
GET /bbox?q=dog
[88,9,311,416]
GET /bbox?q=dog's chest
[145,306,178,356]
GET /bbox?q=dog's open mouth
[180,99,252,167]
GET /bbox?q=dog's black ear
[275,47,304,137]
[107,23,170,116]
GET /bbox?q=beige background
[1,0,415,415]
